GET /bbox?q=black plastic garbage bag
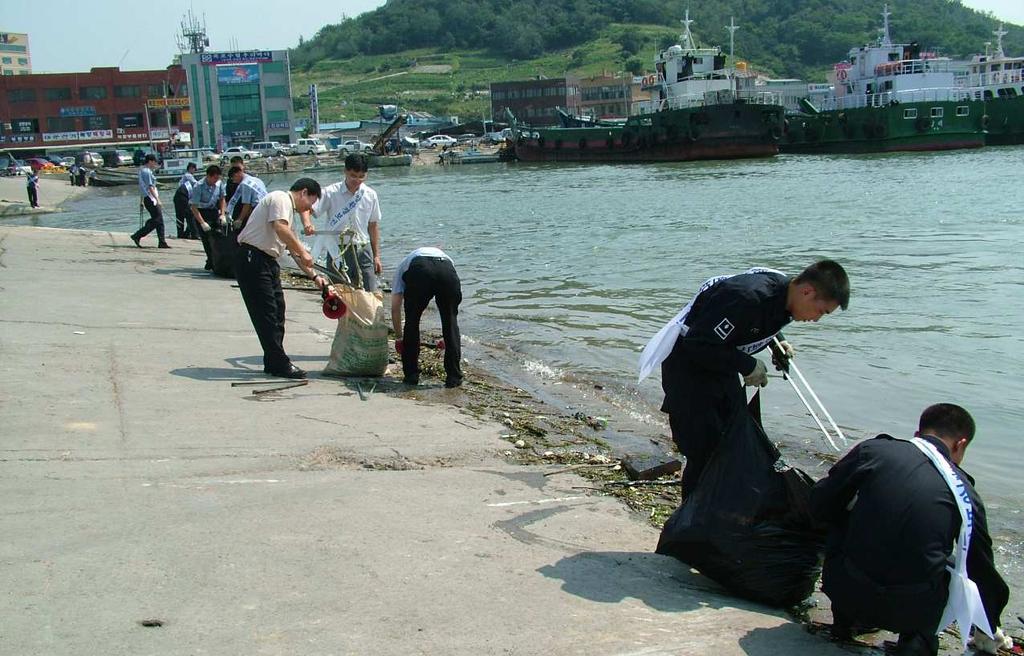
[655,396,824,607]
[210,229,237,279]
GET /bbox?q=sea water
[14,147,1023,620]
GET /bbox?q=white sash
[637,267,784,382]
[306,187,365,264]
[909,437,992,647]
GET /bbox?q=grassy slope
[290,24,679,123]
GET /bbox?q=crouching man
[390,247,463,388]
[811,403,1011,655]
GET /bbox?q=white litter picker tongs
[769,336,848,453]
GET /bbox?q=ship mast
[680,11,696,51]
[880,3,892,46]
[725,17,740,60]
[993,23,1007,58]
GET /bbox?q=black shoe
[403,377,419,385]
[445,378,463,388]
[267,364,306,379]
[204,262,213,270]
[131,234,142,248]
[158,242,171,249]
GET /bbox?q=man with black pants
[173,162,198,239]
[639,260,850,498]
[811,404,1011,656]
[390,247,463,387]
[235,178,323,379]
[131,154,170,248]
[189,165,225,271]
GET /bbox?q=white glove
[969,627,1012,654]
[778,340,795,358]
[200,222,212,233]
[743,360,768,387]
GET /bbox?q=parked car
[341,139,374,153]
[26,157,54,172]
[222,146,259,161]
[100,149,134,167]
[133,148,160,166]
[6,159,32,175]
[76,151,104,168]
[455,133,479,143]
[290,138,327,155]
[419,134,458,149]
[60,156,76,167]
[44,154,67,168]
[483,128,514,144]
[251,141,288,157]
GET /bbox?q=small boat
[438,148,501,165]
[512,12,785,164]
[780,5,985,154]
[957,24,1024,146]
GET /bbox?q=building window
[80,86,108,100]
[2,71,12,76]
[6,88,36,102]
[1,57,10,64]
[148,84,164,97]
[266,109,289,122]
[83,115,110,130]
[17,58,28,65]
[262,61,285,74]
[10,118,39,133]
[46,117,77,132]
[956,105,969,117]
[118,113,143,128]
[264,85,289,98]
[114,85,141,98]
[178,83,188,97]
[930,107,944,118]
[45,87,72,101]
[903,108,918,119]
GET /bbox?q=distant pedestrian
[130,154,170,248]
[309,153,382,291]
[391,247,463,387]
[68,164,77,186]
[26,171,39,207]
[76,166,87,187]
[173,162,199,239]
[235,178,324,379]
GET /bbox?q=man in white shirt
[235,178,324,379]
[391,247,463,388]
[131,155,170,248]
[309,153,382,291]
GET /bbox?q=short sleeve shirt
[226,174,268,216]
[138,167,157,199]
[236,190,295,258]
[189,179,224,209]
[392,247,453,294]
[311,181,381,245]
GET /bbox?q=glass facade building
[181,50,294,149]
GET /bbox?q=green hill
[290,0,1024,122]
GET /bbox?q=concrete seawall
[0,226,855,655]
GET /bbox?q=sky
[3,0,1023,74]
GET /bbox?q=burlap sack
[322,283,389,377]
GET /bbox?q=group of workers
[646,262,1012,655]
[132,151,463,386]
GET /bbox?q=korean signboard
[42,129,114,142]
[60,106,97,118]
[146,97,191,109]
[200,51,272,65]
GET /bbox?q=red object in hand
[321,287,346,319]
[436,339,445,351]
[395,339,404,355]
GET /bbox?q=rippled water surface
[13,148,1024,615]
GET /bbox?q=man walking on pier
[391,247,463,387]
[131,154,170,248]
[639,259,850,497]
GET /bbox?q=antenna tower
[177,10,209,54]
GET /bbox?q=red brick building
[0,66,192,154]
[489,77,581,126]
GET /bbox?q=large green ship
[958,25,1024,146]
[780,6,986,154]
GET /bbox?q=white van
[251,141,287,156]
[290,138,327,155]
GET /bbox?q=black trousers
[235,244,291,373]
[194,208,219,269]
[173,188,194,239]
[27,186,38,207]
[401,257,462,384]
[132,197,167,244]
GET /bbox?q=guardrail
[818,87,974,111]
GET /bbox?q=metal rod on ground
[772,336,848,446]
[231,379,313,386]
[252,380,308,395]
[770,336,845,452]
